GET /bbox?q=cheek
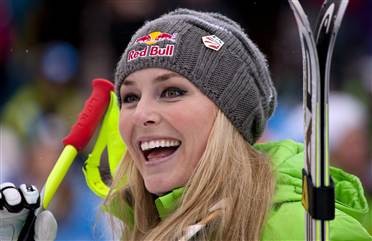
[167,101,216,162]
[119,111,131,144]
[119,112,143,169]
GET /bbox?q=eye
[122,93,140,104]
[161,87,187,98]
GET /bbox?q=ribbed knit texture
[115,8,277,144]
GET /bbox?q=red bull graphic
[127,44,175,62]
[135,35,151,44]
[134,31,177,45]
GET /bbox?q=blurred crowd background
[1,0,371,239]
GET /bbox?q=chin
[144,179,171,195]
[144,176,184,195]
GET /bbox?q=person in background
[327,92,372,234]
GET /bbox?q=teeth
[140,139,181,151]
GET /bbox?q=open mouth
[140,139,181,162]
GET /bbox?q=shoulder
[254,139,304,160]
[254,139,304,172]
[256,139,372,240]
[261,200,372,241]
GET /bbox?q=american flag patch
[201,35,224,51]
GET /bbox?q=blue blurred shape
[41,42,78,83]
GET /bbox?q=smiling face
[119,68,217,195]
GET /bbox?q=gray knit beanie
[115,8,277,144]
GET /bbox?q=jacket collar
[155,187,185,220]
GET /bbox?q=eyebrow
[122,72,181,86]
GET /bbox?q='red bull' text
[127,44,174,62]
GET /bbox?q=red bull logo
[127,44,175,62]
[134,31,177,45]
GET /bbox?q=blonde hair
[105,110,275,241]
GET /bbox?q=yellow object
[302,175,309,211]
[83,91,126,198]
[43,145,78,209]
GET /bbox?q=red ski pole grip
[63,78,114,151]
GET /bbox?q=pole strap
[302,169,335,220]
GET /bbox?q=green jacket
[256,139,371,241]
[106,139,372,240]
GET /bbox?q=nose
[133,97,161,127]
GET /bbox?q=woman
[1,8,371,241]
[105,8,371,241]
